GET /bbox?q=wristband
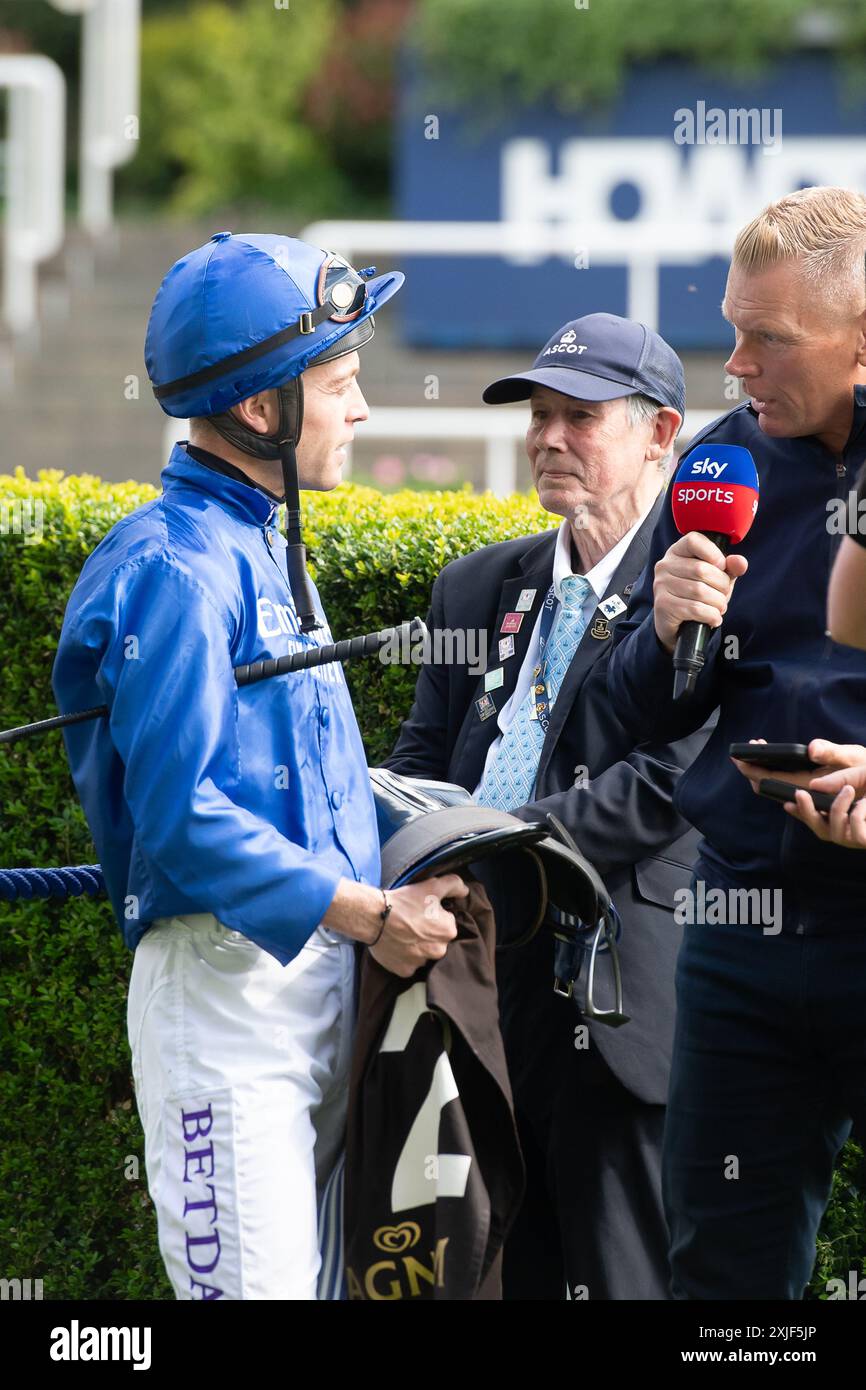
[370,889,392,946]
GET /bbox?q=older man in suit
[384,314,713,1300]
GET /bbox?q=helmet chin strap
[205,322,376,634]
[279,433,320,633]
[208,378,321,633]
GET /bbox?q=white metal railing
[301,218,747,330]
[0,56,66,335]
[162,408,722,495]
[48,0,141,236]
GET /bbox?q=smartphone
[758,778,839,813]
[729,742,818,772]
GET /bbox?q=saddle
[369,768,628,1026]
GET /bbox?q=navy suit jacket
[384,493,712,1106]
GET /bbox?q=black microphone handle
[672,531,731,701]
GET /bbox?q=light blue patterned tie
[476,575,593,811]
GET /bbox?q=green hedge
[0,467,862,1299]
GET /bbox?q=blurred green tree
[303,0,411,209]
[0,0,80,70]
[416,0,866,117]
[126,0,345,217]
[1,0,412,216]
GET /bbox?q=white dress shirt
[472,503,656,798]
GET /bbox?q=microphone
[669,443,759,700]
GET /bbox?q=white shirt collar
[551,493,660,604]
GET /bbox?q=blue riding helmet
[144,232,405,632]
[145,232,403,428]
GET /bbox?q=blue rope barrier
[0,864,106,902]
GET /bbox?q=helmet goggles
[310,252,370,328]
[152,251,378,404]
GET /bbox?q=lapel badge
[590,617,611,640]
[623,582,634,596]
[500,611,524,635]
[515,587,537,612]
[484,666,505,692]
[498,635,515,661]
[598,594,627,620]
[475,693,497,721]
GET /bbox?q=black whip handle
[0,618,428,745]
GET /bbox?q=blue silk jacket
[51,444,381,965]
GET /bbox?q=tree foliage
[127,0,344,216]
[416,0,866,115]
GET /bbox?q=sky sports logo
[675,485,735,505]
[678,455,735,505]
[687,457,730,479]
[671,444,760,545]
[49,1320,151,1371]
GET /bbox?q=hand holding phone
[729,742,818,772]
[757,778,841,813]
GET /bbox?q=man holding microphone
[607,185,866,1299]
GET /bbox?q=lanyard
[531,584,562,736]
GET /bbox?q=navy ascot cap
[482,312,685,420]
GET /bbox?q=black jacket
[385,494,711,1106]
[608,392,866,917]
